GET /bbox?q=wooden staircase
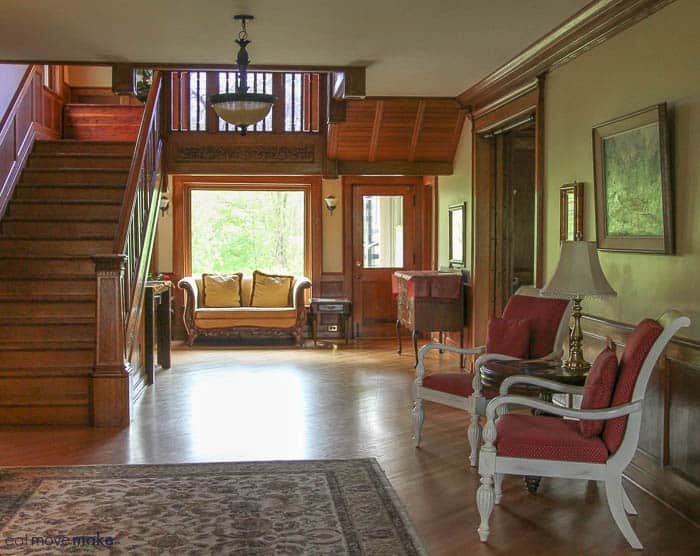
[0,140,134,424]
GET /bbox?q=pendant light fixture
[209,14,275,136]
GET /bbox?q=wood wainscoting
[581,314,700,526]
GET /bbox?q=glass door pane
[362,195,403,268]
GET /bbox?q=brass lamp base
[563,297,590,376]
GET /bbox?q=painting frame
[560,182,584,241]
[593,103,673,254]
[448,202,467,268]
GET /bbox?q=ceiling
[0,0,590,97]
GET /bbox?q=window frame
[172,176,322,297]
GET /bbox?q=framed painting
[560,182,584,241]
[593,103,673,254]
[448,202,467,268]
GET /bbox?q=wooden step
[0,255,96,275]
[20,168,128,186]
[1,321,95,343]
[27,153,132,170]
[0,237,113,256]
[63,104,144,142]
[0,365,93,378]
[0,277,95,296]
[0,220,116,239]
[4,201,122,221]
[0,299,95,318]
[13,185,125,203]
[33,140,134,156]
[0,347,94,368]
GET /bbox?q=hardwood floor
[0,340,698,555]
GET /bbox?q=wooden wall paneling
[457,0,677,110]
[581,314,700,526]
[336,160,453,176]
[0,65,62,221]
[408,101,426,162]
[111,63,135,95]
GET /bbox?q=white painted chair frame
[475,311,690,550]
[413,287,573,466]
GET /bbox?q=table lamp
[541,241,617,374]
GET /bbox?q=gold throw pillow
[250,270,294,307]
[202,273,243,308]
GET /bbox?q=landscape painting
[593,103,673,254]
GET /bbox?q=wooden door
[351,184,418,338]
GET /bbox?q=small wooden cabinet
[309,298,352,345]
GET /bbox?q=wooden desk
[310,298,352,345]
[393,271,465,366]
[144,281,172,385]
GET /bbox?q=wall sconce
[324,195,338,215]
[159,195,170,216]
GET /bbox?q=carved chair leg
[494,473,504,504]
[412,398,425,447]
[605,476,643,550]
[467,416,482,467]
[476,473,496,542]
[621,484,638,515]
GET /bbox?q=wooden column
[91,254,131,427]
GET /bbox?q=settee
[178,272,311,346]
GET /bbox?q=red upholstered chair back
[602,319,663,453]
[502,293,571,359]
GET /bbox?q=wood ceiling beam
[458,0,677,109]
[367,101,384,163]
[408,100,426,162]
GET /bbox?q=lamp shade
[542,241,617,299]
[209,93,275,127]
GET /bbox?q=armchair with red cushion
[475,311,690,550]
[413,287,573,466]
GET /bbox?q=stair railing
[92,71,165,426]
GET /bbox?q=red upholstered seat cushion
[579,347,619,438]
[496,414,609,463]
[486,318,531,359]
[502,295,569,359]
[422,373,499,399]
[602,319,663,453]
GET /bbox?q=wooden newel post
[92,254,131,427]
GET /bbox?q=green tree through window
[190,190,305,276]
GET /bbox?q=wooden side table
[480,358,588,493]
[144,281,172,385]
[309,298,352,346]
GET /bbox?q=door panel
[352,184,417,338]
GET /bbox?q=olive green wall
[543,0,700,340]
[437,121,472,271]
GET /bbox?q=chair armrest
[416,343,485,381]
[499,376,585,396]
[292,277,311,311]
[485,394,642,422]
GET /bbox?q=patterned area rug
[0,459,425,554]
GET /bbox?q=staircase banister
[113,70,163,253]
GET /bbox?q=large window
[190,189,306,277]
